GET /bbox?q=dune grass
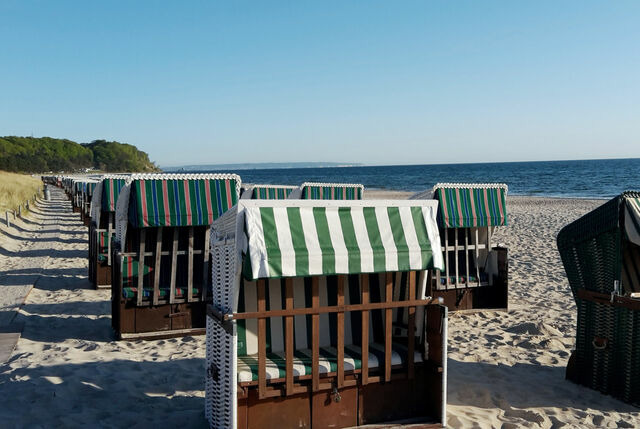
[0,170,43,213]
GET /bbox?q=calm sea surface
[190,158,640,199]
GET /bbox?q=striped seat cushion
[237,342,421,383]
[122,287,200,299]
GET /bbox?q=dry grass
[0,170,43,213]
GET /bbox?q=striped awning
[102,178,127,212]
[625,196,640,247]
[302,183,363,200]
[253,186,296,200]
[128,178,239,227]
[243,202,443,280]
[433,184,508,228]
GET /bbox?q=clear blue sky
[1,1,638,167]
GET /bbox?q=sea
[189,158,640,199]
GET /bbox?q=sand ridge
[0,192,639,428]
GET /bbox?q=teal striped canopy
[433,184,508,228]
[242,201,443,280]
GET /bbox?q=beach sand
[1,191,640,428]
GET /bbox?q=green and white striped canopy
[241,200,443,280]
[625,195,640,247]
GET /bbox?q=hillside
[0,136,159,173]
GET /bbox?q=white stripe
[325,207,349,274]
[375,207,398,272]
[351,207,374,272]
[422,206,444,270]
[399,207,423,270]
[245,208,269,279]
[293,277,308,349]
[268,279,284,353]
[273,207,296,277]
[300,208,323,276]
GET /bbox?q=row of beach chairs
[43,173,513,428]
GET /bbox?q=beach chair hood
[430,183,508,228]
[214,200,444,285]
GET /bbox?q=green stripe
[313,207,335,274]
[410,206,433,268]
[387,207,410,270]
[338,207,361,275]
[363,207,385,272]
[260,208,282,277]
[287,207,309,276]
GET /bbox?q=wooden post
[311,277,320,392]
[454,229,459,288]
[153,227,163,306]
[361,274,369,386]
[464,229,469,286]
[169,228,179,304]
[475,229,481,286]
[136,229,146,307]
[187,227,194,302]
[257,279,267,399]
[444,228,449,289]
[407,272,416,380]
[337,275,345,389]
[384,273,393,382]
[202,227,210,302]
[285,278,295,395]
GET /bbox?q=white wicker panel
[207,217,239,429]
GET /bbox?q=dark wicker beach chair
[557,191,640,405]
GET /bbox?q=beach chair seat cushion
[237,342,422,383]
[122,286,201,299]
[439,273,489,286]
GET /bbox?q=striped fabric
[303,185,363,200]
[253,186,295,200]
[121,256,153,288]
[97,231,110,262]
[102,178,127,212]
[244,205,443,280]
[434,185,507,228]
[87,182,97,197]
[128,178,238,228]
[237,343,421,382]
[122,286,199,299]
[625,197,640,247]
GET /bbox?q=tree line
[0,136,160,173]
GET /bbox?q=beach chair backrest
[289,182,364,200]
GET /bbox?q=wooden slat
[136,229,146,307]
[107,213,113,266]
[385,273,393,382]
[464,229,469,287]
[257,279,267,399]
[311,277,320,392]
[187,227,194,302]
[228,298,436,320]
[169,228,179,304]
[454,228,459,288]
[475,229,481,286]
[337,275,345,389]
[407,271,416,380]
[202,226,210,302]
[153,227,163,306]
[361,274,369,386]
[285,278,295,395]
[487,227,493,286]
[444,228,449,289]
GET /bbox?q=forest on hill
[0,136,159,173]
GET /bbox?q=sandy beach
[1,190,640,428]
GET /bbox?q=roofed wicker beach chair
[80,180,99,226]
[240,184,298,200]
[412,183,509,311]
[557,191,640,405]
[206,199,448,428]
[111,174,241,340]
[287,181,365,200]
[89,175,131,289]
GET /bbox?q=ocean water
[193,158,640,199]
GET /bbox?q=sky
[1,1,639,167]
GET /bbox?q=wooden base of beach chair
[72,206,82,214]
[236,366,443,429]
[431,246,508,312]
[94,262,112,289]
[82,215,91,227]
[113,300,207,340]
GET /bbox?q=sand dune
[1,192,639,428]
